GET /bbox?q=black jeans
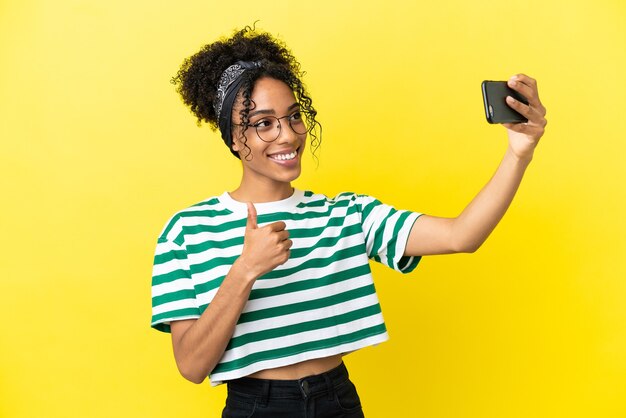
[222,362,365,418]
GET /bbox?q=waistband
[226,362,350,400]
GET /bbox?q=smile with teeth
[268,150,298,161]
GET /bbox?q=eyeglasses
[245,111,307,142]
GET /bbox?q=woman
[151,27,547,417]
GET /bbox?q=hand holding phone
[482,80,529,124]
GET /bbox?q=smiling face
[231,77,307,193]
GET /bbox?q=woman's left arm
[405,74,547,256]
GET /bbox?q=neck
[230,175,294,203]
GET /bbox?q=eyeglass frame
[239,110,308,143]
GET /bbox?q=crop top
[151,189,421,385]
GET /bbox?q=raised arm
[170,203,292,383]
[405,74,547,256]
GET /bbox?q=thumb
[246,202,258,230]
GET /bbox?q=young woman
[151,27,547,417]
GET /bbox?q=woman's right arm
[169,202,292,384]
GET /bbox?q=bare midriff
[245,354,344,380]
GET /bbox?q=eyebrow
[248,103,300,118]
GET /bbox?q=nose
[275,117,300,145]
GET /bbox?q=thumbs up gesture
[239,202,292,279]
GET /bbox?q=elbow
[447,221,485,254]
[180,368,207,384]
[176,361,209,384]
[451,238,482,254]
[186,375,207,385]
[462,244,480,254]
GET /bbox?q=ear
[230,121,245,151]
[231,134,242,152]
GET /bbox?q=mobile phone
[481,80,528,124]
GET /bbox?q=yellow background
[1,0,625,417]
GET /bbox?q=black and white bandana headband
[214,60,262,157]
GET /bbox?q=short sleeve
[356,195,422,273]
[151,238,201,333]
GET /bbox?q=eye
[289,111,303,121]
[252,119,273,130]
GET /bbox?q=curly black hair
[171,26,321,160]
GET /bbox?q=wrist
[232,256,261,283]
[505,145,534,168]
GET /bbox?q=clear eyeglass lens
[255,113,307,142]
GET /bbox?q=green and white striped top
[151,189,422,385]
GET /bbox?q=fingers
[507,74,546,115]
[505,73,548,133]
[276,229,290,242]
[245,212,290,245]
[246,204,286,232]
[246,202,258,230]
[245,208,289,245]
[241,206,292,276]
[503,76,547,141]
[505,95,531,118]
[508,73,536,90]
[506,95,548,129]
[267,221,287,232]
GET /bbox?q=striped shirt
[151,189,422,385]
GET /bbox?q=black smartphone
[481,80,528,124]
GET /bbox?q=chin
[277,166,302,183]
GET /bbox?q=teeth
[270,151,297,161]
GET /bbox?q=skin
[404,74,547,255]
[169,75,547,384]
